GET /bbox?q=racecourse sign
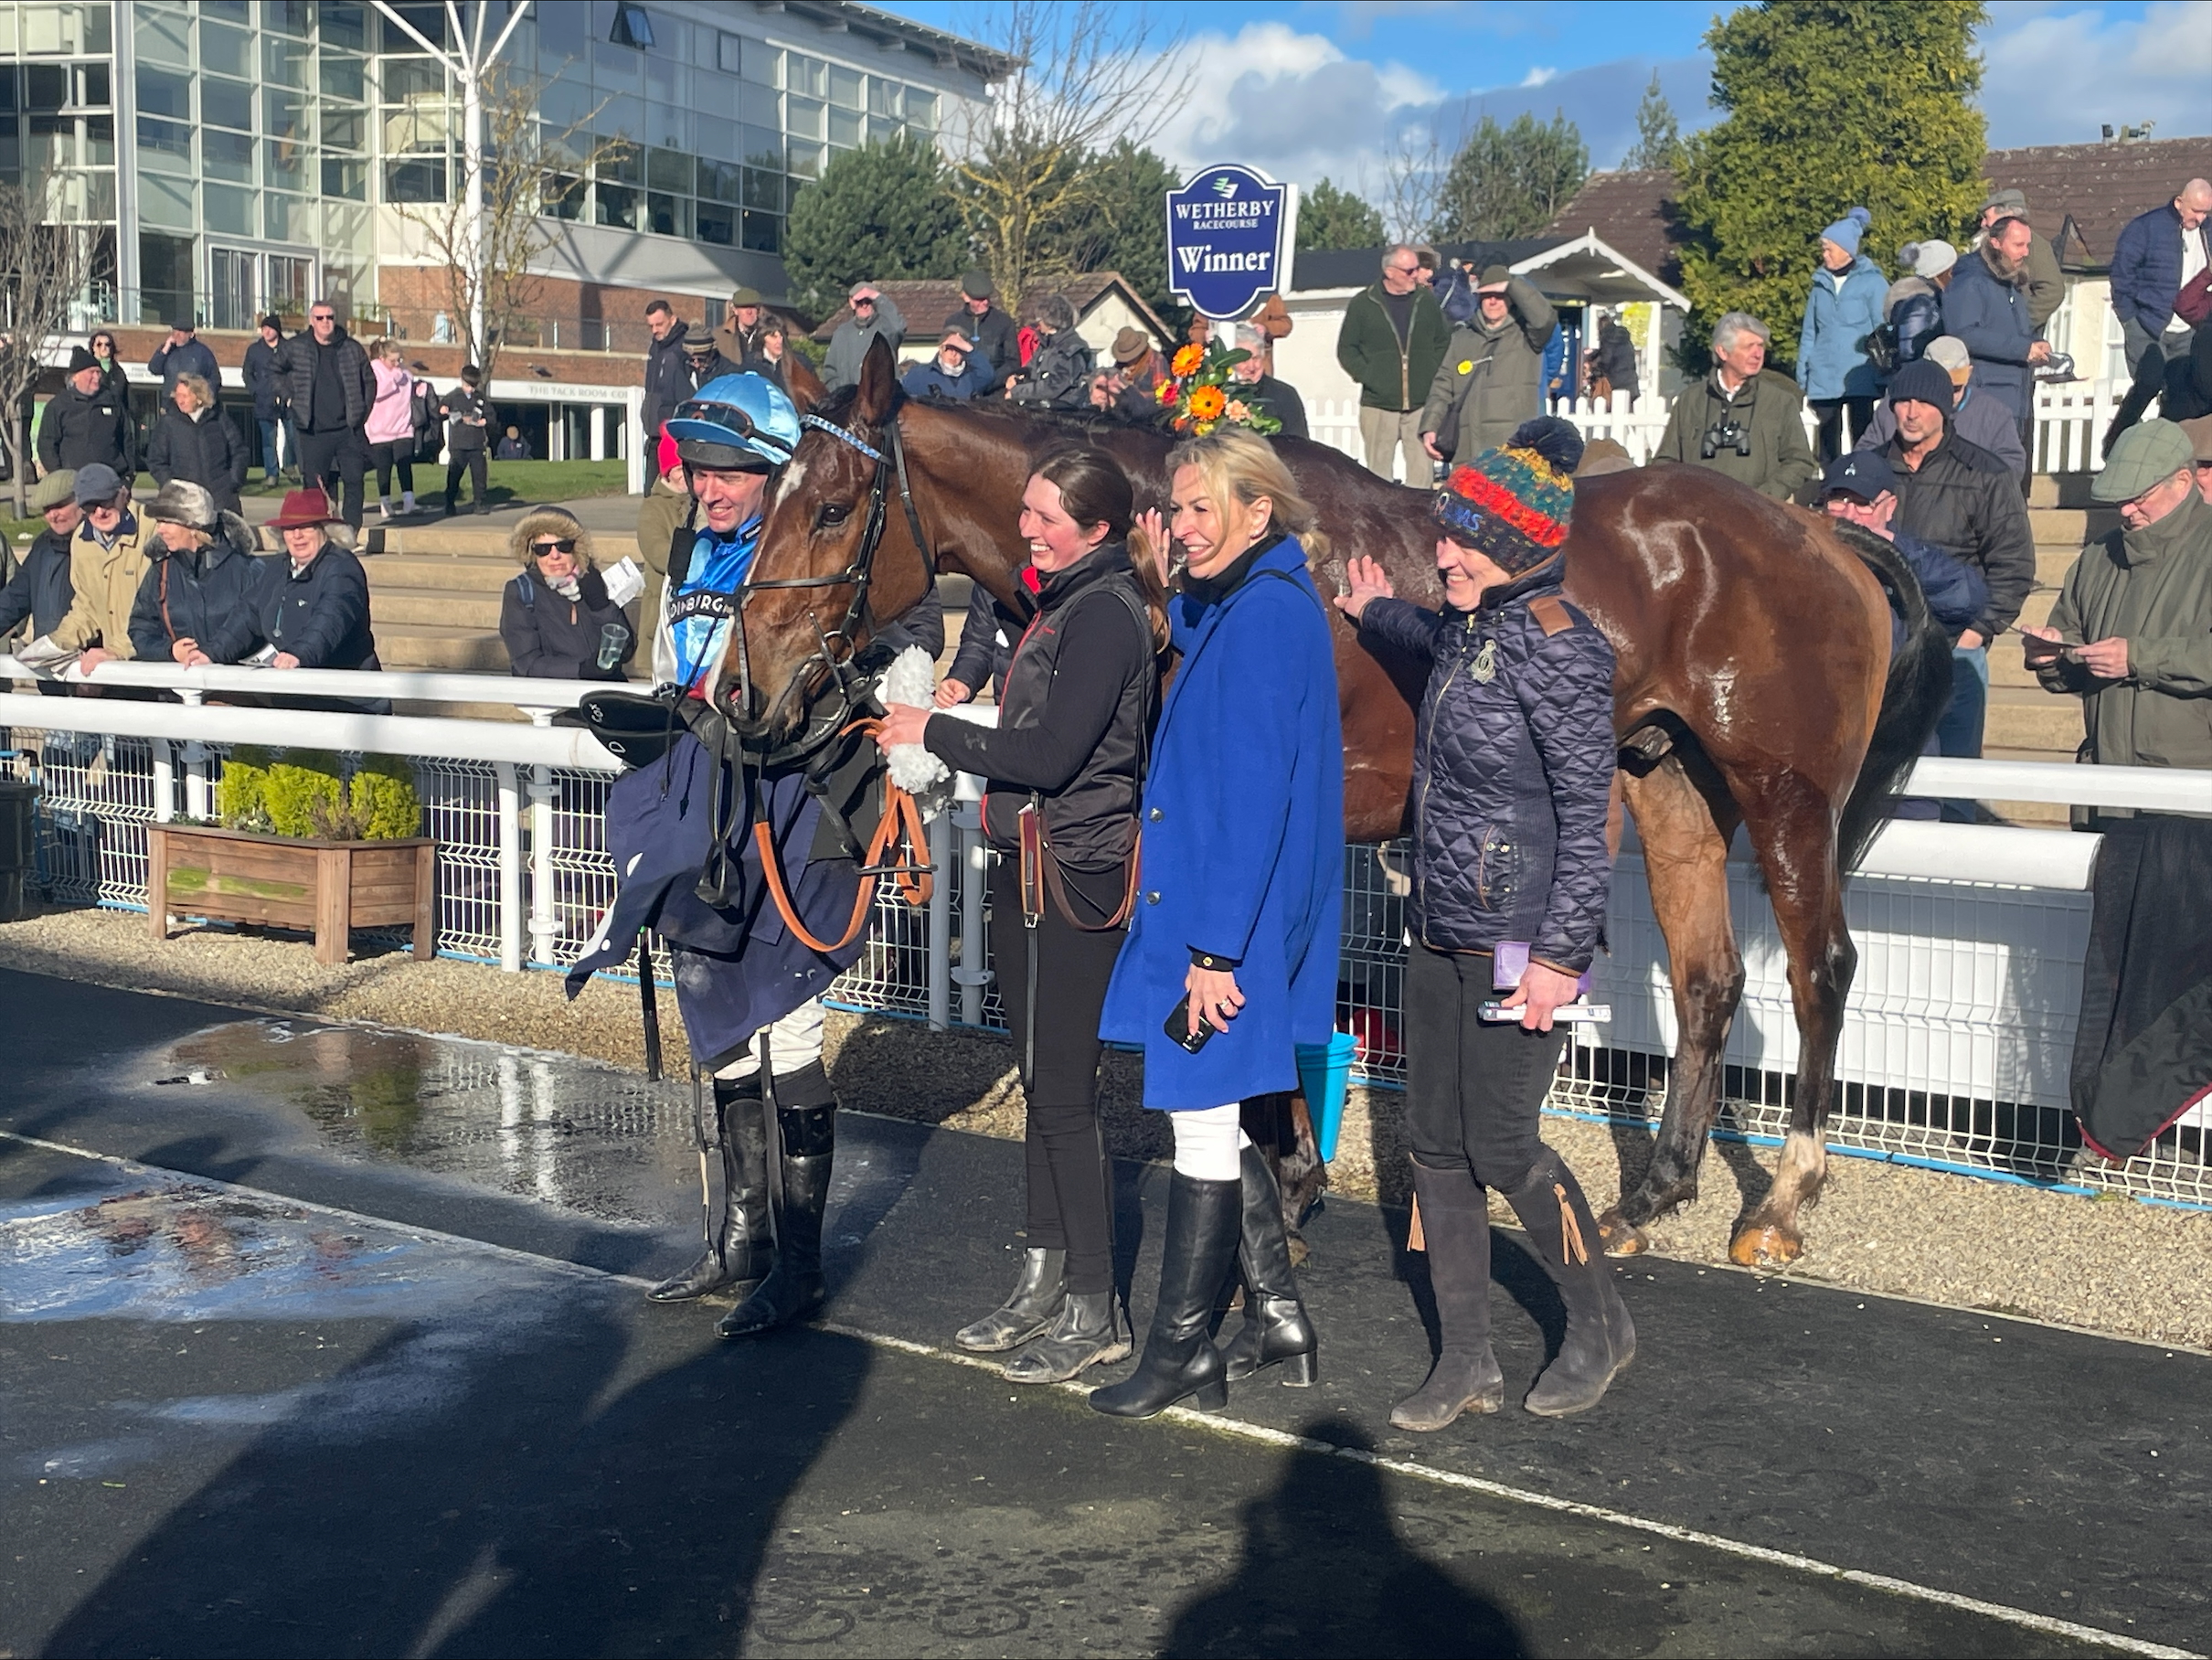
[1165,164,1297,321]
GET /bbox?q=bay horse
[731,337,1950,1267]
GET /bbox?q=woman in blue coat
[1796,208,1889,462]
[1090,427,1344,1420]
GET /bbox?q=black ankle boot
[1390,1159,1504,1431]
[718,1078,836,1340]
[1005,1289,1132,1383]
[648,1076,772,1304]
[1219,1144,1317,1387]
[1090,1173,1241,1419]
[956,1248,1067,1353]
[1503,1146,1635,1416]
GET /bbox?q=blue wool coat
[1797,254,1889,400]
[1941,251,2037,423]
[1098,536,1344,1110]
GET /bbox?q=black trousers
[1404,942,1567,1189]
[446,448,487,507]
[1808,396,1875,464]
[368,440,414,496]
[296,427,368,530]
[988,852,1127,1295]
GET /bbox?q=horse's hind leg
[1240,1091,1325,1266]
[1602,754,1744,1255]
[1729,775,1857,1269]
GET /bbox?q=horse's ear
[855,334,899,425]
[784,352,825,416]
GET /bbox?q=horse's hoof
[1729,1224,1803,1269]
[1598,1209,1649,1257]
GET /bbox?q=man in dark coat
[1007,294,1092,410]
[2105,314,2212,455]
[275,302,375,531]
[129,481,267,665]
[36,346,134,476]
[242,314,293,485]
[1589,310,1640,405]
[2110,179,2212,378]
[942,270,1019,394]
[147,318,219,407]
[1229,324,1308,439]
[1943,216,2051,457]
[1874,359,2035,803]
[0,470,84,694]
[900,330,995,401]
[641,299,695,442]
[1336,245,1451,481]
[257,487,380,671]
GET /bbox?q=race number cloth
[662,516,761,697]
[565,730,871,1071]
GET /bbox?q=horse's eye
[815,502,851,530]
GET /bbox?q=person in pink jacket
[366,337,420,517]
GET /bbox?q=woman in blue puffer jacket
[1337,416,1632,1431]
[1797,208,1890,462]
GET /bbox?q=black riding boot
[1219,1144,1317,1386]
[1503,1146,1635,1416]
[718,1066,836,1341]
[1390,1159,1504,1430]
[647,1076,773,1304]
[1007,1122,1131,1383]
[955,1248,1067,1353]
[1089,1173,1240,1419]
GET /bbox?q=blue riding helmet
[665,372,801,472]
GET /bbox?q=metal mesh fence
[4,723,2204,1207]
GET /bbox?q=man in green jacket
[1651,312,1820,501]
[1335,244,1450,484]
[1420,264,1557,463]
[2022,420,2212,790]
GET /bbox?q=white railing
[4,661,2208,1207]
[1305,381,2127,476]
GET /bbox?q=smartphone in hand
[1164,995,1219,1054]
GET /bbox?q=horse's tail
[1831,520,1952,873]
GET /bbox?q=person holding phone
[1080,428,1341,1420]
[1335,417,1631,1430]
[877,448,1167,1383]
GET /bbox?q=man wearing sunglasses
[275,301,375,531]
[823,282,906,395]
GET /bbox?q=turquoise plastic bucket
[1294,1030,1359,1163]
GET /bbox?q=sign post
[1164,164,1299,323]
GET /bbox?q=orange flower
[1189,384,1226,420]
[1171,343,1204,377]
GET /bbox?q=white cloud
[1980,2,2212,148]
[1518,66,1558,89]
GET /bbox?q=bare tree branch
[947,0,1196,315]
[0,179,93,518]
[1380,122,1450,247]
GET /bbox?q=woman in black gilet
[877,446,1167,1382]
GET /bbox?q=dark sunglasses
[853,296,877,306]
[311,312,335,323]
[531,537,580,556]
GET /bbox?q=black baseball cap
[1820,451,1898,502]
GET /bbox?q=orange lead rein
[752,718,935,956]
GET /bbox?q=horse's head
[724,336,933,740]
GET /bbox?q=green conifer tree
[1300,178,1387,250]
[782,132,969,318]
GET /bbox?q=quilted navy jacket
[1358,561,1616,974]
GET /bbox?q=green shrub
[216,745,274,833]
[264,750,344,838]
[350,755,422,840]
[219,748,422,841]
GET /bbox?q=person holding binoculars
[500,508,636,680]
[1651,313,1819,501]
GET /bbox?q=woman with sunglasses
[500,508,634,680]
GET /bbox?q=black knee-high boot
[1218,1144,1317,1386]
[1089,1172,1240,1419]
[718,1063,835,1340]
[1502,1146,1635,1416]
[648,1075,772,1303]
[1390,1159,1504,1430]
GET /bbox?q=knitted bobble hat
[1432,416,1584,574]
[1821,206,1873,256]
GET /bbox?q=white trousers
[1171,1103,1251,1181]
[711,998,825,1080]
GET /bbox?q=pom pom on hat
[1821,206,1872,256]
[1507,416,1585,475]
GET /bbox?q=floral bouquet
[1157,339,1282,436]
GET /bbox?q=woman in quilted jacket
[1336,417,1633,1431]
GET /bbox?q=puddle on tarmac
[147,1019,696,1224]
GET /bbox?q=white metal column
[495,760,523,971]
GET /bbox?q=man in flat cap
[0,470,86,693]
[2022,419,2212,782]
[942,270,1017,393]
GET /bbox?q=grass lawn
[239,458,630,505]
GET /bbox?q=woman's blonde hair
[174,371,215,410]
[510,507,596,571]
[1165,427,1329,562]
[370,335,401,360]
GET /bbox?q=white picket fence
[1304,380,2126,480]
[5,661,2210,1208]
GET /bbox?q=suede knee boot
[1390,1159,1504,1431]
[1218,1144,1317,1386]
[1502,1146,1635,1416]
[1089,1173,1240,1419]
[647,1075,772,1304]
[718,1063,836,1340]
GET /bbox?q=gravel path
[6,903,2208,1350]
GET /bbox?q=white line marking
[5,1131,2195,1660]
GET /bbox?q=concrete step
[364,552,518,593]
[2036,545,2083,589]
[370,588,506,629]
[2028,505,2120,549]
[376,521,644,561]
[2027,474,2100,509]
[1983,684,2082,755]
[376,623,510,673]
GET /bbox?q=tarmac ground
[2,968,2205,1659]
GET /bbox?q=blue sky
[875,2,2211,199]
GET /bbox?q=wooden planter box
[146,825,437,966]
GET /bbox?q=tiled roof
[1537,169,1685,284]
[1984,137,2212,267]
[809,272,1171,345]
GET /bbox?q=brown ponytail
[1032,445,1172,654]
